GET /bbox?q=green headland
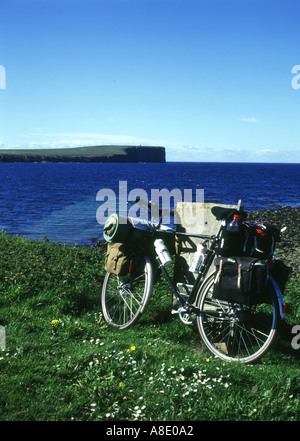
[0,145,166,163]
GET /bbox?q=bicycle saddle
[211,206,247,220]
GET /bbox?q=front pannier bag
[213,257,270,305]
[105,242,132,276]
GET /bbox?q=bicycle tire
[101,254,153,329]
[196,272,279,364]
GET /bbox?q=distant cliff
[0,145,166,163]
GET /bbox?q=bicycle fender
[140,256,153,314]
[269,275,285,319]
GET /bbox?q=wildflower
[205,358,210,362]
[51,319,59,324]
[130,345,136,351]
[119,382,123,387]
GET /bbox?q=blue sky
[0,0,300,162]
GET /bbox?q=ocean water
[0,162,299,245]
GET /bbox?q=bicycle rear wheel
[196,273,279,363]
[101,254,153,329]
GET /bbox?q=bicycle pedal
[171,309,180,315]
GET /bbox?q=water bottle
[154,239,172,266]
[189,244,207,273]
[226,214,240,232]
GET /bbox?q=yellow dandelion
[130,345,136,351]
[51,319,59,324]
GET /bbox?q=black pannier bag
[216,226,246,257]
[105,242,133,276]
[213,256,270,305]
[243,221,281,258]
[217,219,281,259]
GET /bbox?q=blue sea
[0,162,299,245]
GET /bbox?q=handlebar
[132,198,244,242]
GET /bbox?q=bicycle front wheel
[101,254,153,329]
[196,273,279,363]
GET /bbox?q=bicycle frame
[152,221,286,319]
[154,222,224,313]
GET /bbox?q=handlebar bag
[105,242,132,276]
[213,257,270,305]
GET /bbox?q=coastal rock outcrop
[0,146,166,163]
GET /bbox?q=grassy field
[0,232,299,421]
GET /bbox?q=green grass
[0,231,299,421]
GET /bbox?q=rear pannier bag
[105,242,132,276]
[213,256,270,305]
[243,221,281,258]
[217,220,281,259]
[216,227,246,257]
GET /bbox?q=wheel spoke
[101,256,153,329]
[197,274,278,363]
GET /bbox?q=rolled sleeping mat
[103,214,156,244]
[103,214,132,243]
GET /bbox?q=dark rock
[247,206,300,277]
